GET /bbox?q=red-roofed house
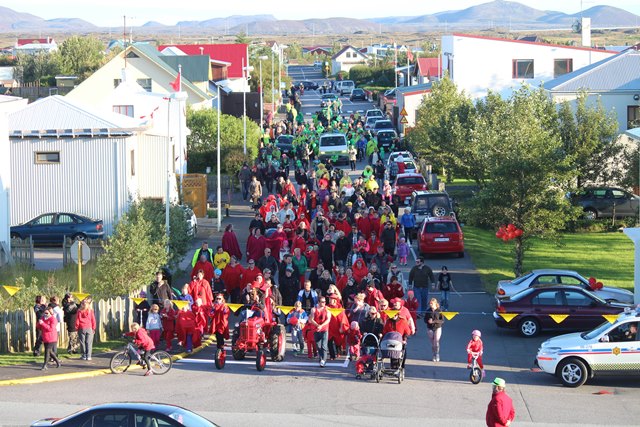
[14,37,57,55]
[414,57,441,85]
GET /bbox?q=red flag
[407,49,414,62]
[170,71,181,92]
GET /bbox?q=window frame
[553,58,573,78]
[512,59,534,79]
[627,105,640,130]
[113,105,134,117]
[34,151,60,164]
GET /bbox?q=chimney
[199,47,204,55]
[581,17,591,47]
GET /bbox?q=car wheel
[558,358,589,387]
[518,317,540,337]
[458,251,464,258]
[583,208,597,221]
[10,232,21,240]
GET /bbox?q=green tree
[235,32,251,44]
[15,51,60,85]
[186,107,260,175]
[56,36,105,82]
[249,47,277,104]
[92,206,167,298]
[467,87,576,276]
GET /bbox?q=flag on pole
[170,65,182,92]
[407,49,414,62]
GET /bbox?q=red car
[418,216,464,258]
[494,285,630,337]
[392,173,428,205]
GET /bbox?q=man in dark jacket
[408,257,436,315]
[318,234,335,271]
[279,267,300,306]
[380,221,397,257]
[278,254,300,286]
[334,231,352,267]
[257,248,280,284]
[249,212,265,235]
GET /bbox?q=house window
[136,78,152,92]
[113,78,121,88]
[512,59,534,79]
[554,59,573,77]
[628,106,640,130]
[130,150,135,176]
[346,52,351,58]
[113,105,134,117]
[34,152,60,164]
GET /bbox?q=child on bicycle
[125,322,155,376]
[466,329,485,378]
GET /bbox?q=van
[318,133,349,165]
[335,80,355,95]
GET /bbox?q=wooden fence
[10,236,34,266]
[0,296,135,353]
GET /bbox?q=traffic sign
[70,240,91,265]
[400,107,408,116]
[400,116,409,125]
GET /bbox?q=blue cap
[214,269,222,276]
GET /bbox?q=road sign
[400,116,409,125]
[400,107,408,116]
[70,240,90,265]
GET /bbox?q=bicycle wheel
[470,367,482,384]
[110,351,131,374]
[149,350,172,375]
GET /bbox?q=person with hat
[486,377,515,427]
[390,297,416,335]
[280,265,300,306]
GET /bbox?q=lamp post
[271,52,275,115]
[216,83,221,232]
[242,57,247,156]
[258,55,268,129]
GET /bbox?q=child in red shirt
[125,322,155,376]
[302,320,318,359]
[346,321,363,360]
[466,329,485,377]
[160,300,177,351]
[404,290,419,330]
[176,305,201,353]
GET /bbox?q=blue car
[11,212,104,243]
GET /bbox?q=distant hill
[0,2,638,35]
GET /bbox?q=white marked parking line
[177,358,349,368]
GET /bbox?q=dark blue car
[11,212,104,243]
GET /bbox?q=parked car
[364,109,384,120]
[365,116,381,131]
[10,212,104,243]
[569,187,640,220]
[411,190,454,224]
[372,119,394,136]
[299,80,319,90]
[418,215,464,258]
[275,134,295,156]
[350,88,367,101]
[392,173,428,205]
[536,308,640,387]
[387,150,415,165]
[31,402,218,427]
[376,129,398,151]
[318,133,349,164]
[493,285,630,337]
[320,93,338,108]
[335,80,355,95]
[495,269,634,304]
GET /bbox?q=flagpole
[242,57,247,156]
[217,83,221,232]
[178,64,184,202]
[407,48,410,87]
[394,42,398,89]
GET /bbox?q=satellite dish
[572,19,582,33]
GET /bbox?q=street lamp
[216,83,221,232]
[271,52,275,116]
[258,55,268,129]
[242,57,246,156]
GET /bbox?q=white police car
[536,307,640,387]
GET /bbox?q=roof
[544,50,640,93]
[416,58,439,78]
[451,33,618,54]
[625,127,640,140]
[17,37,53,46]
[160,55,210,83]
[396,82,432,96]
[8,95,146,137]
[158,44,248,79]
[331,46,368,60]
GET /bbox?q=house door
[181,174,207,218]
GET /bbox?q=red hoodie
[126,327,155,351]
[75,308,96,331]
[221,263,245,292]
[37,315,58,344]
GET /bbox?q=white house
[14,37,58,55]
[331,46,368,75]
[8,95,180,235]
[441,33,617,99]
[544,49,640,133]
[395,83,432,134]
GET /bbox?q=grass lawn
[446,178,477,187]
[463,226,635,293]
[0,339,125,366]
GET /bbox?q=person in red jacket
[176,305,200,353]
[383,276,405,301]
[486,377,515,427]
[242,261,262,287]
[352,258,368,284]
[364,282,384,310]
[210,293,230,349]
[191,253,214,283]
[467,329,485,376]
[125,322,155,376]
[327,294,348,360]
[221,256,245,303]
[75,297,96,361]
[382,312,412,339]
[404,290,419,330]
[160,299,177,351]
[189,270,213,308]
[37,307,61,370]
[246,228,267,263]
[390,297,416,335]
[192,298,208,336]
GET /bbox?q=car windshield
[320,136,346,147]
[396,176,425,185]
[378,131,396,138]
[424,222,457,233]
[277,136,293,144]
[582,320,617,340]
[510,272,535,285]
[375,121,393,129]
[367,110,383,117]
[353,89,363,94]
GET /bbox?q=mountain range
[0,1,639,35]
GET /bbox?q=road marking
[410,246,417,262]
[177,358,350,368]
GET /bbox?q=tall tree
[56,36,105,82]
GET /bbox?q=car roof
[320,132,346,137]
[366,109,382,113]
[375,119,392,123]
[423,215,458,223]
[78,402,187,413]
[412,190,448,196]
[530,269,583,276]
[396,173,423,178]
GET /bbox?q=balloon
[596,282,604,290]
[514,229,523,237]
[507,224,516,232]
[588,277,596,286]
[502,236,509,242]
[507,232,515,240]
[496,231,503,238]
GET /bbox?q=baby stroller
[375,331,406,384]
[355,333,380,380]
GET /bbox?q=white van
[335,80,355,96]
[318,133,349,165]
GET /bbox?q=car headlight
[538,346,561,356]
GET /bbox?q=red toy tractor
[219,305,286,371]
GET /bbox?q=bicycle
[468,352,482,384]
[110,338,172,375]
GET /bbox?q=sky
[4,0,640,27]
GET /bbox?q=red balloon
[496,231,503,238]
[507,232,515,240]
[502,236,509,242]
[588,277,596,286]
[507,224,516,232]
[596,282,604,290]
[514,229,523,237]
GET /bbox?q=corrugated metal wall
[10,136,130,235]
[136,134,178,202]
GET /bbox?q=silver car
[496,269,634,304]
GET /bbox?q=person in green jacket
[366,138,378,165]
[191,242,214,268]
[291,248,308,284]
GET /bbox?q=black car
[11,212,105,243]
[376,129,398,150]
[570,187,640,220]
[275,134,294,156]
[31,402,218,427]
[299,80,319,90]
[350,88,367,101]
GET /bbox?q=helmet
[472,330,481,338]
